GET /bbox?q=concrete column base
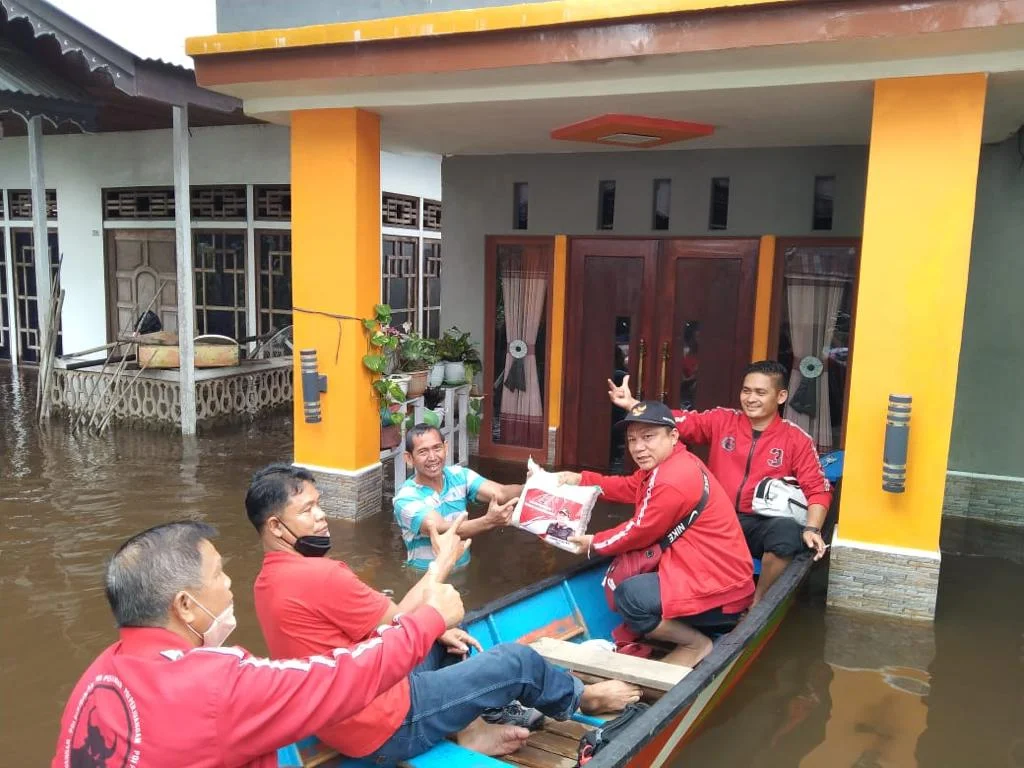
[546,426,558,467]
[826,537,940,621]
[297,461,382,521]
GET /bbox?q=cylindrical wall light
[300,349,328,424]
[882,393,911,493]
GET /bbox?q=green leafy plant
[362,304,404,426]
[466,397,483,437]
[435,326,482,366]
[397,329,438,372]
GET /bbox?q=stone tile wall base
[827,542,939,621]
[942,472,1024,528]
[304,463,382,521]
[547,427,558,467]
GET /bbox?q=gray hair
[104,521,217,628]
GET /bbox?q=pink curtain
[498,247,547,448]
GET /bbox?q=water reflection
[685,537,1024,767]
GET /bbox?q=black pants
[739,513,804,559]
[613,573,743,635]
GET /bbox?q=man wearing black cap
[560,401,754,667]
[609,361,832,606]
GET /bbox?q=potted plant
[466,394,484,455]
[435,326,482,386]
[362,304,406,450]
[396,325,437,399]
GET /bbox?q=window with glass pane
[382,236,418,330]
[422,239,442,338]
[775,244,859,453]
[193,231,247,339]
[492,244,549,449]
[257,232,292,336]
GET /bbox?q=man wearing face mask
[51,521,464,768]
[248,463,640,763]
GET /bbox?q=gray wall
[440,145,869,348]
[949,138,1024,476]
[217,0,550,32]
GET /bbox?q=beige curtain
[498,247,547,448]
[786,278,846,451]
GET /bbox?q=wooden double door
[562,238,758,470]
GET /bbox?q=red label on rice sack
[511,459,599,553]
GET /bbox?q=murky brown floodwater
[2,364,1022,767]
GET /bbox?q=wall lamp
[882,393,911,493]
[300,348,328,424]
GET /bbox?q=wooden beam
[531,637,690,692]
[172,104,197,436]
[27,116,51,356]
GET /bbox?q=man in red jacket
[609,360,832,606]
[248,464,640,763]
[560,401,754,667]
[51,520,463,768]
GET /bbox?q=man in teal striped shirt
[394,424,523,570]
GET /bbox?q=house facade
[185,0,1024,620]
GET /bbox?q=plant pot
[404,369,428,399]
[444,361,466,385]
[380,424,401,450]
[428,362,446,388]
[432,407,446,428]
[387,373,411,398]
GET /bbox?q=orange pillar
[291,108,382,519]
[750,235,776,361]
[546,234,568,465]
[828,74,986,619]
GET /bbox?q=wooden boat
[277,552,813,768]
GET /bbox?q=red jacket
[673,409,832,515]
[582,444,753,618]
[51,607,444,768]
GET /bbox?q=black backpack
[577,703,650,765]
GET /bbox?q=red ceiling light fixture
[551,113,715,148]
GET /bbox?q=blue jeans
[368,642,584,764]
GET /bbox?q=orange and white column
[829,74,987,620]
[291,108,383,518]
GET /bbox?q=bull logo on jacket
[68,683,136,767]
[767,448,784,467]
[721,436,736,452]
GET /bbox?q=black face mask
[276,519,331,557]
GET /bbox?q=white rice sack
[511,458,600,554]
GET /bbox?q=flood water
[2,364,1022,767]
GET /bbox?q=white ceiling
[222,23,1024,155]
[377,72,1024,155]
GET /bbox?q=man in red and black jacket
[609,360,832,606]
[560,401,754,667]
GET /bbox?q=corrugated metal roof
[0,40,88,101]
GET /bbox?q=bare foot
[661,634,712,668]
[457,718,531,756]
[579,679,642,714]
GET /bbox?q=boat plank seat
[531,637,691,692]
[502,743,577,768]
